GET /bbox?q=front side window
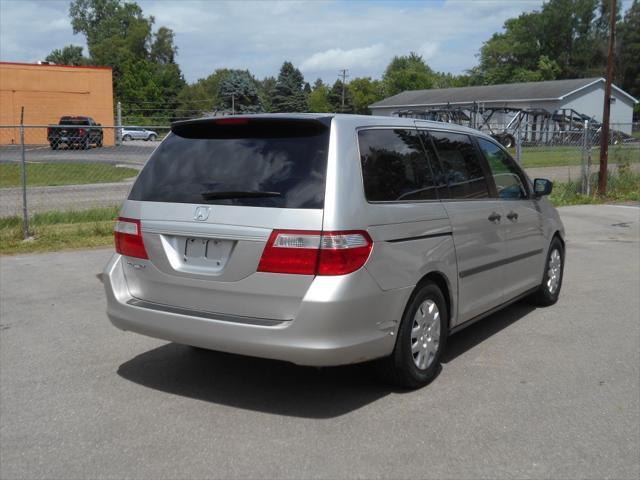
[358,129,438,202]
[477,138,528,200]
[429,131,489,199]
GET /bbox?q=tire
[96,137,103,148]
[148,134,157,141]
[528,236,564,306]
[501,134,515,148]
[50,142,58,150]
[123,134,132,142]
[378,282,448,389]
[82,137,90,150]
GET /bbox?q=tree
[347,77,383,114]
[308,79,333,113]
[471,0,621,85]
[151,26,178,64]
[175,69,233,119]
[45,45,88,66]
[257,76,277,112]
[328,79,353,113]
[60,0,185,121]
[617,0,640,115]
[271,61,308,112]
[382,52,436,96]
[218,70,262,113]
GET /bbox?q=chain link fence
[1,121,638,239]
[0,125,169,230]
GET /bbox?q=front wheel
[147,134,157,141]
[378,282,447,389]
[528,237,564,306]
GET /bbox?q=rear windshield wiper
[200,190,282,200]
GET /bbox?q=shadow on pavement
[117,344,395,419]
[442,300,536,363]
[118,300,536,418]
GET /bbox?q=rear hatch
[120,116,332,321]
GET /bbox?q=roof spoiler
[171,116,331,139]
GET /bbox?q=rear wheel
[147,134,157,141]
[379,282,447,389]
[528,237,564,306]
[123,134,132,141]
[82,137,90,150]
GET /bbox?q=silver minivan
[104,114,565,388]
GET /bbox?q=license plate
[184,237,234,267]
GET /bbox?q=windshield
[128,118,330,209]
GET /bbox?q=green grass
[0,206,118,255]
[0,162,139,188]
[549,163,640,206]
[510,144,640,168]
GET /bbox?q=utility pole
[598,0,616,197]
[338,69,349,112]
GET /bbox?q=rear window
[128,119,330,209]
[60,117,90,125]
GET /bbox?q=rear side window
[128,119,329,209]
[429,131,489,199]
[358,129,438,201]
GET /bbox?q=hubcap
[411,299,441,370]
[546,248,562,295]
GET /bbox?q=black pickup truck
[48,116,104,149]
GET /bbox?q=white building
[369,77,637,134]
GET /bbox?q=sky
[0,0,632,85]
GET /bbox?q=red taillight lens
[78,128,85,135]
[257,230,372,276]
[114,217,148,259]
[317,231,373,275]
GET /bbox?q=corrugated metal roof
[370,77,637,108]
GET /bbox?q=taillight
[114,217,148,259]
[78,128,85,135]
[257,230,372,276]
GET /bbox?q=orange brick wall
[0,62,114,145]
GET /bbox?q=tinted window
[429,131,489,199]
[477,138,528,199]
[60,117,90,125]
[358,129,438,201]
[129,120,329,209]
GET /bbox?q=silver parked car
[104,114,565,388]
[121,126,158,141]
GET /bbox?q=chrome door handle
[488,212,502,222]
[507,211,519,221]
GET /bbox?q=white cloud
[0,0,559,83]
[416,42,439,61]
[301,44,386,72]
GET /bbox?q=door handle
[507,211,519,221]
[488,212,502,223]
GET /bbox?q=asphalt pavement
[0,205,639,479]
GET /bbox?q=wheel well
[417,272,452,330]
[552,231,565,250]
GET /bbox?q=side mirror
[533,178,553,197]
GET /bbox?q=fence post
[515,125,522,164]
[19,107,30,239]
[116,101,122,146]
[580,120,592,195]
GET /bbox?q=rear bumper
[103,254,411,366]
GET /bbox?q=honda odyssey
[103,114,565,388]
